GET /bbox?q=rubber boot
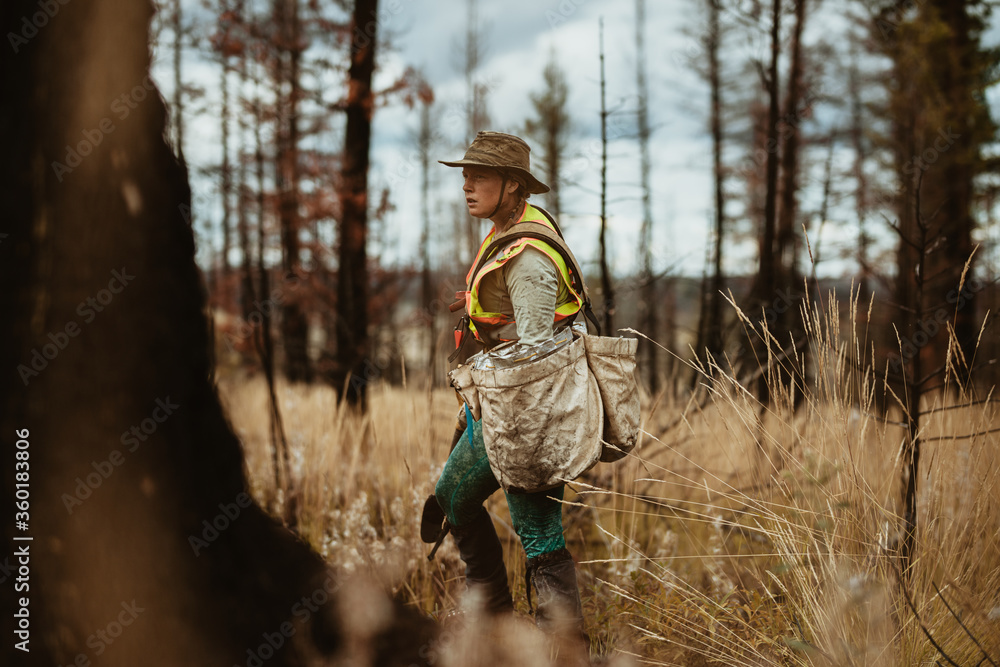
[527,548,589,656]
[449,506,514,615]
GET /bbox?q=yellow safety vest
[461,204,584,346]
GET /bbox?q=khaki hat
[439,131,549,194]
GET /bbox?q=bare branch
[920,398,995,416]
[922,425,1000,443]
[932,581,999,666]
[891,565,963,667]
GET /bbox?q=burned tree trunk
[847,53,871,306]
[418,86,437,382]
[746,0,783,404]
[774,0,806,281]
[0,1,430,664]
[598,18,615,336]
[275,0,312,383]
[635,0,661,394]
[696,0,727,373]
[334,0,379,407]
[773,0,808,406]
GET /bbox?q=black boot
[526,548,589,646]
[449,506,514,615]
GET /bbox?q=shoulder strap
[532,205,564,238]
[468,218,601,335]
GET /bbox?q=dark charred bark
[774,0,808,407]
[922,0,980,379]
[334,0,378,408]
[775,0,806,280]
[0,1,433,664]
[275,0,311,383]
[704,0,726,368]
[749,0,782,403]
[237,31,254,321]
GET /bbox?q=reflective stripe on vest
[465,204,583,341]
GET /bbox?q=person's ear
[505,180,519,196]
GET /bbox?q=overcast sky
[152,0,1000,281]
[370,0,737,277]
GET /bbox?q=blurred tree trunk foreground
[0,0,430,664]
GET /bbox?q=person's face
[462,166,513,219]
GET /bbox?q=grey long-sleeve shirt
[476,244,572,346]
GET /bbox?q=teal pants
[435,407,566,559]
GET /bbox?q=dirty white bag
[466,335,603,493]
[581,334,640,462]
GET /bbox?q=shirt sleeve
[504,245,559,346]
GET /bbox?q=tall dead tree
[417,78,437,381]
[847,51,871,303]
[220,58,233,277]
[525,50,571,222]
[774,0,809,403]
[454,0,492,265]
[252,45,292,503]
[693,0,728,373]
[757,0,782,305]
[635,0,661,394]
[212,2,239,279]
[463,0,490,144]
[335,0,379,407]
[0,0,432,663]
[236,3,255,320]
[745,0,784,403]
[774,0,807,279]
[171,0,186,161]
[598,18,616,335]
[274,0,312,382]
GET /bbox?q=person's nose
[463,177,473,194]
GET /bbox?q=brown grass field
[217,298,1000,665]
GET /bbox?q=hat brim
[438,159,550,195]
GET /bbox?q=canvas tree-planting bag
[582,334,640,462]
[464,335,604,493]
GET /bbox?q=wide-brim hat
[439,131,550,194]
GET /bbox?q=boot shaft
[527,548,588,643]
[448,506,513,615]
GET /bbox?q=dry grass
[217,296,1000,666]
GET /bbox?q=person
[433,131,589,646]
